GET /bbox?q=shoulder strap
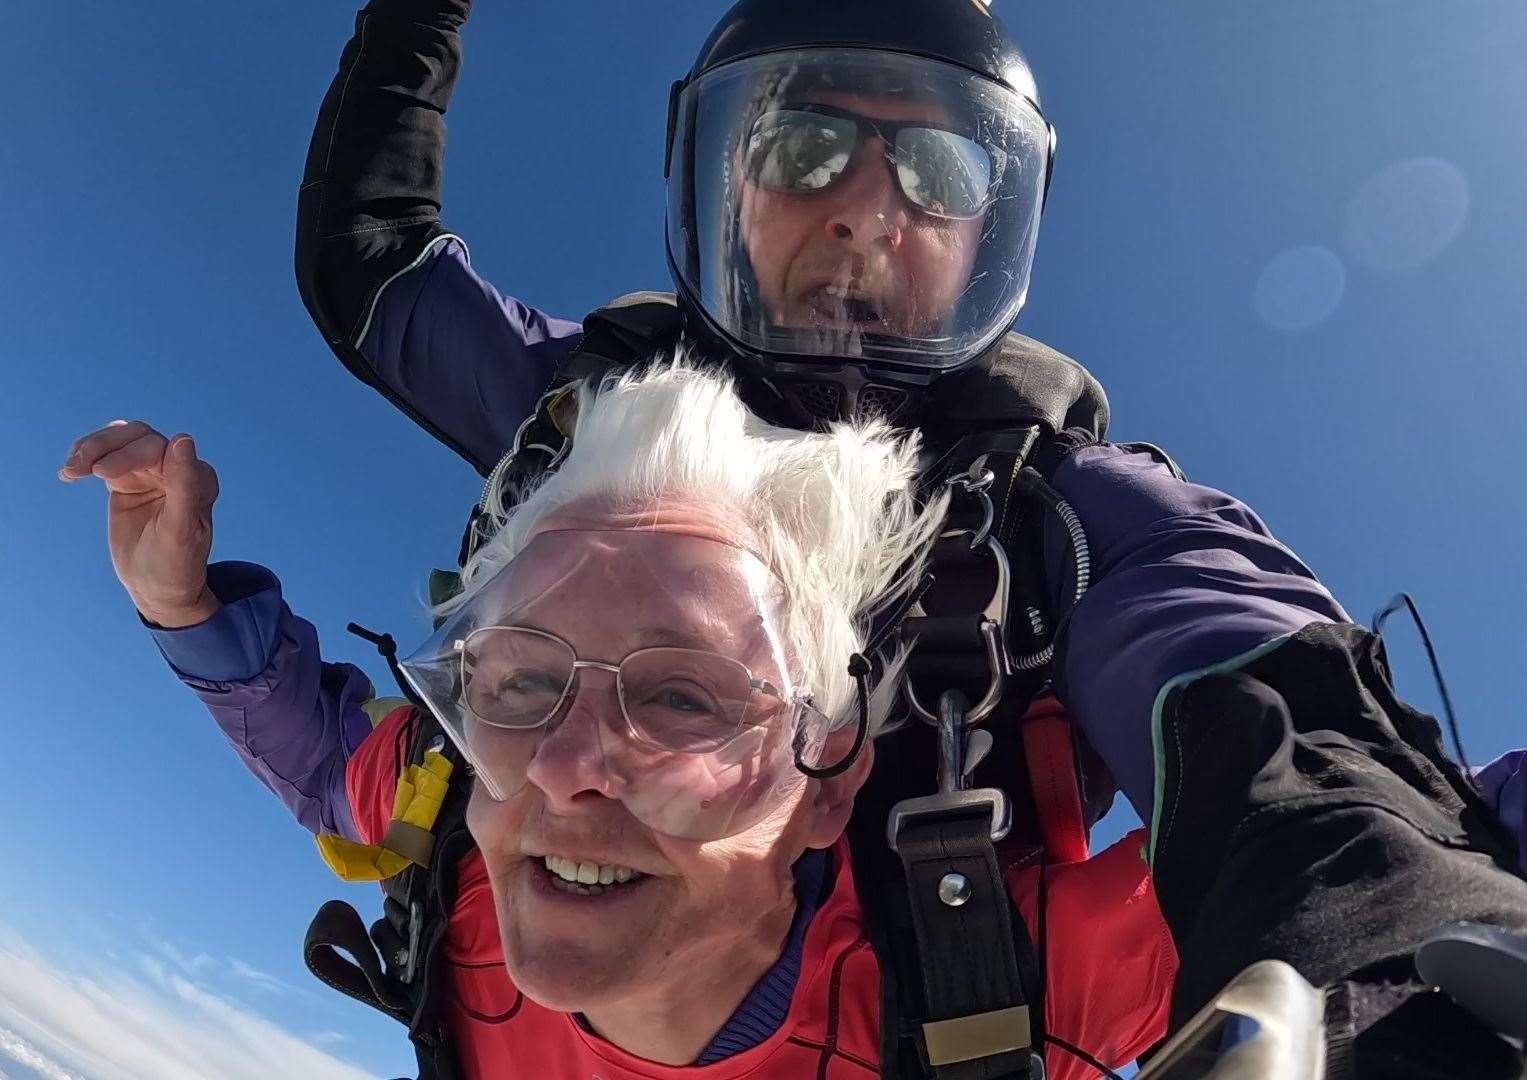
[923,333,1109,453]
[562,291,683,382]
[850,772,1046,1080]
[304,707,473,1080]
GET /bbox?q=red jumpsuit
[348,708,1176,1079]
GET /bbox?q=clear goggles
[397,530,838,840]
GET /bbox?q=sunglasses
[743,103,1005,220]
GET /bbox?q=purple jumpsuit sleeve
[355,237,582,472]
[1046,444,1352,820]
[1475,751,1527,871]
[148,561,375,840]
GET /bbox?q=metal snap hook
[943,456,997,550]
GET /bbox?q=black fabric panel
[1151,623,1527,1049]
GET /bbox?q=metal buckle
[944,457,997,550]
[398,899,424,986]
[887,788,1013,850]
[508,384,574,466]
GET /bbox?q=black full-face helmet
[665,0,1055,425]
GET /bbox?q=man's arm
[296,0,582,474]
[1034,439,1527,871]
[61,422,375,840]
[1042,443,1350,819]
[1041,442,1527,1063]
[148,562,374,839]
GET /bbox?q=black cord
[1036,853,1049,1057]
[799,572,933,780]
[1371,593,1473,780]
[796,655,871,779]
[1043,1034,1126,1080]
[347,622,438,720]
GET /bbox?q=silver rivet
[938,872,972,907]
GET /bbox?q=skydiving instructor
[66,0,1527,1076]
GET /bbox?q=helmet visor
[668,48,1052,372]
[398,529,833,840]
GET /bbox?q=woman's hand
[61,420,222,627]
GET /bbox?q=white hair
[440,357,948,735]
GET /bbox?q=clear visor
[667,48,1052,372]
[398,529,833,840]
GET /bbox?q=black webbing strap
[563,292,682,382]
[895,808,1044,1080]
[304,899,411,1024]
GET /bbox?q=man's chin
[502,932,650,1012]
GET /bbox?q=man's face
[465,509,824,1013]
[738,90,985,339]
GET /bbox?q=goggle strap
[795,569,934,780]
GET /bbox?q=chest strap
[854,686,1046,1080]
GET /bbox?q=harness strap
[564,291,683,380]
[1018,695,1089,865]
[304,695,470,1080]
[313,724,455,882]
[895,809,1044,1079]
[304,899,411,1024]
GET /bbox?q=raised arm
[297,0,583,474]
[61,422,372,838]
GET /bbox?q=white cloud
[148,939,218,979]
[0,927,373,1080]
[0,1026,81,1080]
[224,957,292,995]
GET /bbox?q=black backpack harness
[306,294,1144,1080]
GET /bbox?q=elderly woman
[65,363,1172,1078]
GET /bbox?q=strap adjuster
[398,899,424,985]
[888,788,1012,852]
[922,1005,1033,1067]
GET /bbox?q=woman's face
[465,514,821,1014]
[738,90,986,340]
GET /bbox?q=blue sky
[5,2,1526,1076]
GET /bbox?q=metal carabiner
[904,530,1013,729]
